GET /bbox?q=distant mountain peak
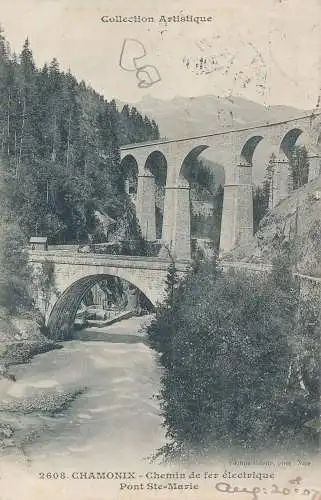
[124,94,304,139]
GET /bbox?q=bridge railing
[27,247,192,272]
[220,260,321,284]
[28,247,171,262]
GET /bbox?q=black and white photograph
[0,1,320,498]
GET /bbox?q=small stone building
[29,236,48,251]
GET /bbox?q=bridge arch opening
[240,135,264,167]
[144,151,168,239]
[47,274,154,340]
[239,136,264,235]
[120,154,139,201]
[280,128,304,159]
[179,145,225,258]
[279,128,312,191]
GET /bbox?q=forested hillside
[0,29,159,243]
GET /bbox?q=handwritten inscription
[119,38,161,88]
[215,477,321,500]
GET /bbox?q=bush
[147,258,320,462]
[0,222,33,314]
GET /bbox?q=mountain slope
[123,95,303,139]
[226,175,321,278]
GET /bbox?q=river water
[0,317,171,500]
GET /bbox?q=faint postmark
[119,38,161,89]
[183,32,268,103]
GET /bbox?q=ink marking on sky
[119,38,161,89]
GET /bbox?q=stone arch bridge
[121,111,321,260]
[29,249,189,338]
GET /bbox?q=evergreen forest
[0,29,159,244]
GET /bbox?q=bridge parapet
[221,260,321,285]
[28,249,190,272]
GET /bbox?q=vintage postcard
[0,0,321,499]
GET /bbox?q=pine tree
[253,184,269,233]
[212,184,224,249]
[265,152,276,208]
[165,261,179,307]
[151,119,160,139]
[0,221,33,313]
[20,38,35,73]
[290,146,310,190]
[0,25,8,62]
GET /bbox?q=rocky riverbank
[0,311,63,454]
[0,312,62,376]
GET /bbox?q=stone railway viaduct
[29,112,321,335]
[120,111,321,260]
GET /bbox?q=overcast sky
[1,0,321,109]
